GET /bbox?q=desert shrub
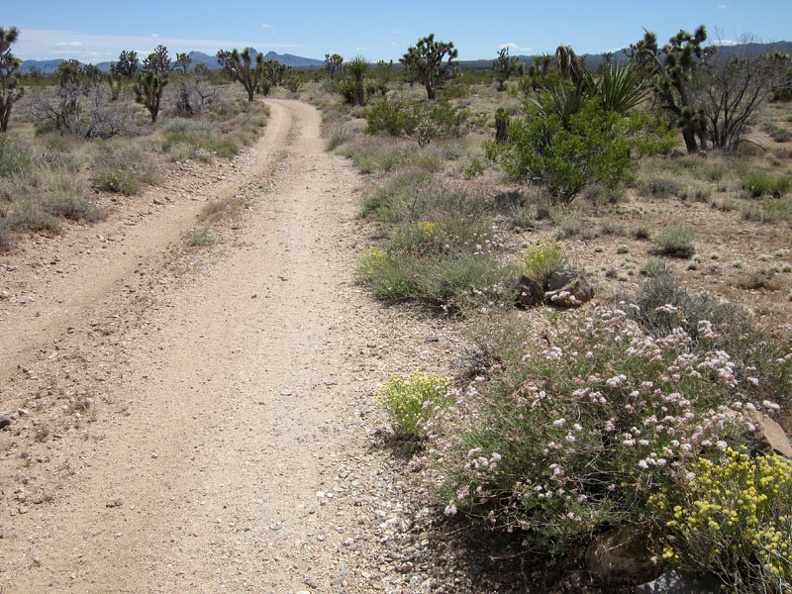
[742,198,792,224]
[0,222,15,252]
[356,185,517,308]
[90,139,159,194]
[162,117,239,161]
[639,175,683,199]
[639,258,669,277]
[522,240,566,285]
[91,169,141,195]
[651,448,792,594]
[375,373,452,439]
[364,95,469,146]
[45,195,105,222]
[340,137,443,174]
[653,226,696,258]
[432,304,780,555]
[360,169,430,221]
[356,247,419,301]
[185,226,220,247]
[0,136,30,177]
[741,172,792,198]
[486,93,671,205]
[326,124,354,151]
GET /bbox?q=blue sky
[6,1,791,64]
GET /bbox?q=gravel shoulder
[0,100,472,593]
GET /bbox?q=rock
[515,275,544,308]
[636,570,722,594]
[747,411,792,458]
[0,415,11,430]
[545,277,595,308]
[585,527,661,585]
[546,271,572,292]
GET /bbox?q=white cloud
[14,29,302,62]
[719,4,729,9]
[499,42,532,54]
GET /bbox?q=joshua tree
[324,53,344,79]
[174,52,192,74]
[627,25,711,153]
[218,48,264,101]
[0,26,23,132]
[134,70,167,122]
[400,33,458,100]
[111,50,139,78]
[143,45,171,77]
[492,47,523,91]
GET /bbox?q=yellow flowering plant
[375,372,452,439]
[651,447,792,593]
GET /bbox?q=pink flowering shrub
[431,304,787,554]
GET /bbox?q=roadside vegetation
[322,27,792,594]
[2,22,791,593]
[0,37,271,252]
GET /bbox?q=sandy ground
[0,100,464,593]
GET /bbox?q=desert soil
[0,100,481,593]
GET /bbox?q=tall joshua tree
[400,33,458,100]
[218,48,264,101]
[627,25,711,153]
[0,26,23,132]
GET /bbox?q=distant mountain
[460,40,792,71]
[20,50,324,75]
[20,41,792,75]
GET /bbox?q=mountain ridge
[19,41,792,75]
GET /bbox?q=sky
[5,1,792,65]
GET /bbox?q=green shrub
[653,226,696,258]
[356,247,418,301]
[375,372,452,438]
[163,117,240,161]
[523,240,566,285]
[651,448,792,594]
[364,95,469,146]
[742,172,792,198]
[486,93,669,204]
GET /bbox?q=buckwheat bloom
[553,418,566,427]
[566,433,576,444]
[444,502,458,516]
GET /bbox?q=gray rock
[515,275,544,307]
[636,570,722,594]
[0,415,11,430]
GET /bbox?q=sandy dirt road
[0,99,460,593]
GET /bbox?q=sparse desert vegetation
[1,22,792,594]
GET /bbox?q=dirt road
[0,100,460,593]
